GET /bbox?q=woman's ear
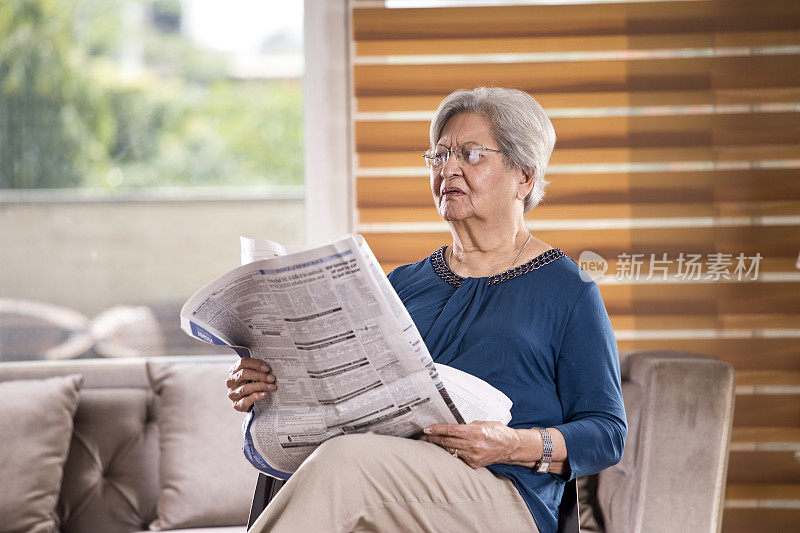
[517,169,535,199]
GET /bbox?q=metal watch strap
[534,427,553,474]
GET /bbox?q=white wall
[303,0,353,244]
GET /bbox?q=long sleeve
[552,281,627,481]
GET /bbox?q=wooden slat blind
[349,1,800,530]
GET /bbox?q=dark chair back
[248,474,283,529]
[558,478,580,533]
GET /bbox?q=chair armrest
[597,350,735,533]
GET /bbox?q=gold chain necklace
[449,232,532,272]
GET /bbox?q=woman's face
[429,112,529,224]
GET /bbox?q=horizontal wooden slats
[733,396,800,427]
[353,6,800,531]
[729,427,800,499]
[591,284,800,315]
[356,111,800,151]
[377,259,798,287]
[732,427,800,445]
[376,255,798,282]
[353,2,800,40]
[727,483,800,501]
[363,242,800,311]
[539,169,800,204]
[354,55,800,96]
[359,200,800,223]
[728,450,800,484]
[357,88,800,113]
[357,169,800,208]
[611,315,800,332]
[361,226,799,263]
[357,30,800,57]
[357,145,800,169]
[722,508,800,533]
[726,483,800,531]
[618,339,800,371]
[736,371,800,388]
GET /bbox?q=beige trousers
[248,433,540,533]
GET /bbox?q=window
[0,0,305,360]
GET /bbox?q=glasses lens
[463,145,482,165]
[431,149,448,168]
[427,145,490,168]
[424,150,438,168]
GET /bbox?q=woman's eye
[466,149,481,164]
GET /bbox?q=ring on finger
[451,449,458,459]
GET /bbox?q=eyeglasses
[423,142,504,169]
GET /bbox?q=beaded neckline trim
[430,246,566,288]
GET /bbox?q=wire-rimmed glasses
[423,142,504,169]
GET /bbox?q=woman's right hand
[226,358,277,412]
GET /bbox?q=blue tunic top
[388,246,627,533]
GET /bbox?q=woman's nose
[441,149,462,178]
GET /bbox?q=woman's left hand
[420,421,522,469]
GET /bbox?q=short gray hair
[429,87,556,213]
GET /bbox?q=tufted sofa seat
[0,355,246,533]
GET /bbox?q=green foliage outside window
[0,0,303,190]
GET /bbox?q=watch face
[535,461,550,473]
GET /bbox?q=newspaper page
[435,364,513,425]
[180,234,462,478]
[240,236,286,264]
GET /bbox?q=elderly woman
[227,87,627,533]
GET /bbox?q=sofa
[0,350,734,533]
[0,355,255,533]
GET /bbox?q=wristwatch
[533,427,553,474]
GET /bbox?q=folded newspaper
[180,234,512,479]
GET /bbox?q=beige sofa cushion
[0,374,82,533]
[133,528,245,533]
[147,360,257,531]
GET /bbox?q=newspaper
[239,236,286,265]
[435,364,512,425]
[180,234,512,479]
